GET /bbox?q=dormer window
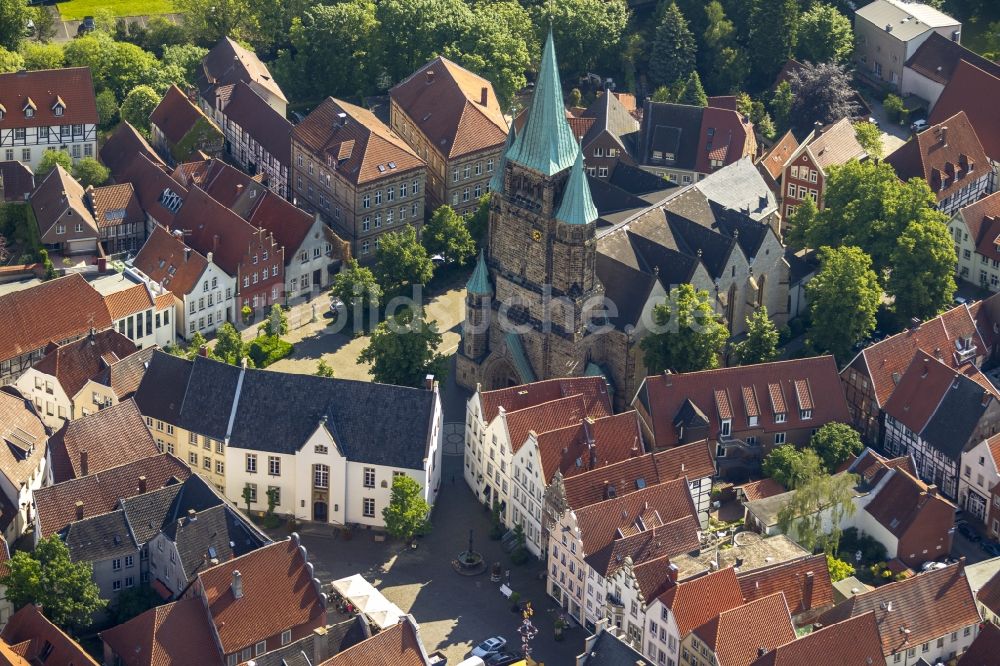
[23,97,36,118]
[775,412,786,423]
[800,409,812,420]
[54,106,63,117]
[720,419,732,438]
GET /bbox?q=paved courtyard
[282,445,584,665]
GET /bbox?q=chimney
[75,500,84,521]
[138,475,147,493]
[187,508,197,523]
[231,570,244,599]
[207,251,213,264]
[425,70,435,84]
[198,345,209,358]
[940,126,948,146]
[910,317,920,330]
[758,648,767,658]
[80,450,89,477]
[480,86,489,106]
[668,562,679,584]
[803,571,815,610]
[212,234,220,254]
[925,484,937,495]
[813,121,824,135]
[335,112,348,128]
[236,183,244,194]
[184,247,191,262]
[424,374,435,391]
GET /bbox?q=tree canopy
[778,471,858,553]
[533,0,629,77]
[382,474,431,541]
[806,246,881,360]
[809,423,863,473]
[732,306,779,365]
[423,205,476,265]
[0,0,32,51]
[853,121,883,161]
[374,225,435,295]
[35,149,72,177]
[120,85,162,133]
[762,445,823,490]
[888,217,956,324]
[72,158,110,188]
[786,62,859,135]
[649,2,697,88]
[331,259,382,316]
[797,4,854,64]
[358,307,448,387]
[1,535,105,631]
[748,0,798,89]
[641,283,729,374]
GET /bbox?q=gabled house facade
[196,37,288,119]
[950,191,1000,290]
[149,84,224,166]
[30,164,99,256]
[779,118,867,221]
[390,57,508,216]
[218,81,292,199]
[0,390,48,543]
[959,433,1000,529]
[0,67,98,170]
[577,92,640,180]
[87,182,147,254]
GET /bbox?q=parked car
[954,296,968,305]
[485,654,519,666]
[471,637,507,659]
[982,541,1000,557]
[921,560,947,571]
[911,119,929,133]
[77,16,95,35]
[959,523,980,542]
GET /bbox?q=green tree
[0,46,23,73]
[451,2,534,109]
[120,85,161,134]
[797,4,854,64]
[701,1,747,93]
[770,80,794,132]
[568,88,583,107]
[778,472,858,554]
[0,0,31,51]
[888,217,956,323]
[756,113,777,140]
[241,482,254,513]
[358,307,447,387]
[532,0,629,77]
[64,33,182,101]
[95,89,119,129]
[161,44,209,86]
[110,586,160,625]
[649,2,696,88]
[275,0,379,100]
[423,205,476,265]
[981,21,1000,60]
[174,0,260,46]
[20,42,63,70]
[376,0,474,85]
[762,445,823,489]
[374,225,435,295]
[883,93,906,123]
[72,157,110,188]
[641,283,729,374]
[827,554,855,582]
[331,259,382,316]
[260,304,288,337]
[382,474,431,541]
[853,121,883,160]
[31,5,57,43]
[809,423,863,473]
[213,322,250,366]
[315,359,335,377]
[35,149,71,177]
[806,246,881,360]
[732,306,779,365]
[679,71,708,106]
[748,0,799,89]
[467,193,490,251]
[651,85,673,102]
[265,486,279,517]
[0,535,105,631]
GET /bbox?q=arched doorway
[482,356,521,389]
[313,501,328,522]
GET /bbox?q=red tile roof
[882,352,963,433]
[293,97,424,185]
[600,515,701,581]
[100,122,164,178]
[738,478,786,502]
[150,84,216,146]
[0,604,98,666]
[0,273,112,363]
[801,118,868,170]
[121,152,188,226]
[816,562,981,657]
[390,56,508,160]
[576,477,699,575]
[958,621,1000,665]
[636,356,849,447]
[851,303,987,408]
[692,592,796,666]
[759,131,798,181]
[478,375,612,423]
[0,638,30,666]
[505,394,589,454]
[31,164,98,239]
[849,449,917,487]
[863,467,955,563]
[103,283,157,320]
[48,399,160,482]
[223,82,292,167]
[317,618,427,666]
[750,612,884,666]
[197,37,287,107]
[535,412,644,483]
[197,537,326,655]
[0,161,34,202]
[34,452,190,538]
[737,554,834,618]
[99,596,222,666]
[562,440,715,510]
[957,191,1000,263]
[0,391,46,499]
[89,183,145,231]
[930,59,1000,160]
[133,224,209,297]
[694,106,757,175]
[656,567,746,637]
[886,111,990,202]
[32,329,137,398]
[976,568,1000,614]
[0,67,98,130]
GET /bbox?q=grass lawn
[56,0,176,20]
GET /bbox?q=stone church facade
[456,35,789,410]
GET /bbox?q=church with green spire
[456,33,790,409]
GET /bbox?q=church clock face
[531,229,542,242]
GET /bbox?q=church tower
[456,32,604,391]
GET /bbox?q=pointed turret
[506,31,578,176]
[466,250,492,295]
[555,148,598,226]
[489,124,515,193]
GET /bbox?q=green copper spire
[466,250,492,295]
[489,124,514,193]
[506,31,578,176]
[555,148,598,225]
